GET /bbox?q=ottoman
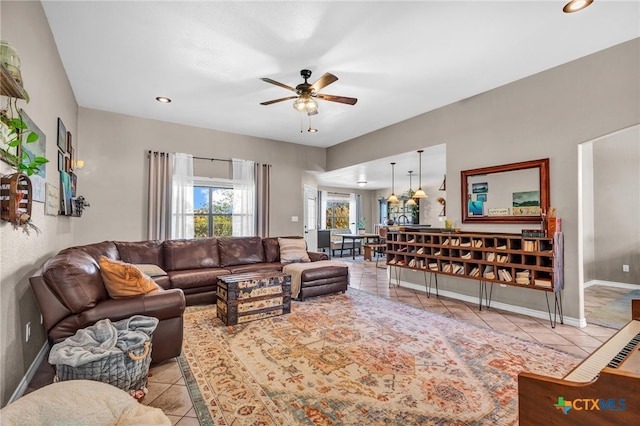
[216,271,291,326]
[283,260,349,301]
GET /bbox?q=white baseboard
[584,279,640,289]
[393,279,585,328]
[8,342,49,404]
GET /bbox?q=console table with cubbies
[386,230,564,327]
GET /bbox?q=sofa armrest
[77,288,186,325]
[48,288,186,344]
[308,251,329,261]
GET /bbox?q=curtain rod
[147,151,231,163]
[193,156,232,163]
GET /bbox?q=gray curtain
[255,163,271,237]
[148,151,173,240]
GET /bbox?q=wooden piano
[518,299,640,425]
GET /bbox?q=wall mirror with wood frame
[461,158,550,224]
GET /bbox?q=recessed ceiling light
[357,181,367,187]
[563,0,593,13]
[307,127,318,133]
[156,96,172,103]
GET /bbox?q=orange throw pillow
[99,256,159,298]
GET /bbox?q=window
[325,200,350,229]
[194,186,233,237]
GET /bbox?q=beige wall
[327,38,640,322]
[0,0,79,406]
[591,125,640,284]
[75,108,326,245]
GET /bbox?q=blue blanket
[49,315,158,367]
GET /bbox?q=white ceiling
[41,0,639,190]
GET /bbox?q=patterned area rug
[181,289,580,425]
[587,289,640,329]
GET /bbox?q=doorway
[303,185,318,251]
[580,124,640,326]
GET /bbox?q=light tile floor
[25,255,632,424]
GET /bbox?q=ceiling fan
[260,69,358,116]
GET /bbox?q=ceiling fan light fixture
[261,70,357,119]
[563,0,593,13]
[293,95,318,113]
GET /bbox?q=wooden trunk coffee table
[216,271,291,326]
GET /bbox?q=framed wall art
[70,172,77,197]
[45,183,59,216]
[59,171,73,215]
[20,111,47,202]
[57,118,66,152]
[471,182,488,194]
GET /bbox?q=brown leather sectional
[29,236,348,364]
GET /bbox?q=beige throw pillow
[99,256,160,298]
[133,264,168,278]
[278,238,311,264]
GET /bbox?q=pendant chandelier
[406,171,416,206]
[388,162,399,203]
[413,149,428,199]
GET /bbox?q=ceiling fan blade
[310,73,338,92]
[260,96,298,106]
[316,94,358,105]
[260,77,296,92]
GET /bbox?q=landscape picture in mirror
[461,159,549,224]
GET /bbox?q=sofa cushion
[43,250,108,314]
[218,237,265,267]
[115,240,164,266]
[152,275,171,290]
[278,237,311,264]
[167,268,229,291]
[99,257,160,298]
[163,238,220,271]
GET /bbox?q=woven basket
[55,341,152,393]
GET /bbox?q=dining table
[340,233,381,260]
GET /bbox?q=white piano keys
[564,320,640,383]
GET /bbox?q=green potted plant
[0,97,48,176]
[1,99,47,234]
[357,217,366,234]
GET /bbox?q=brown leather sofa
[30,236,347,364]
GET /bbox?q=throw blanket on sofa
[49,315,158,367]
[283,260,348,298]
